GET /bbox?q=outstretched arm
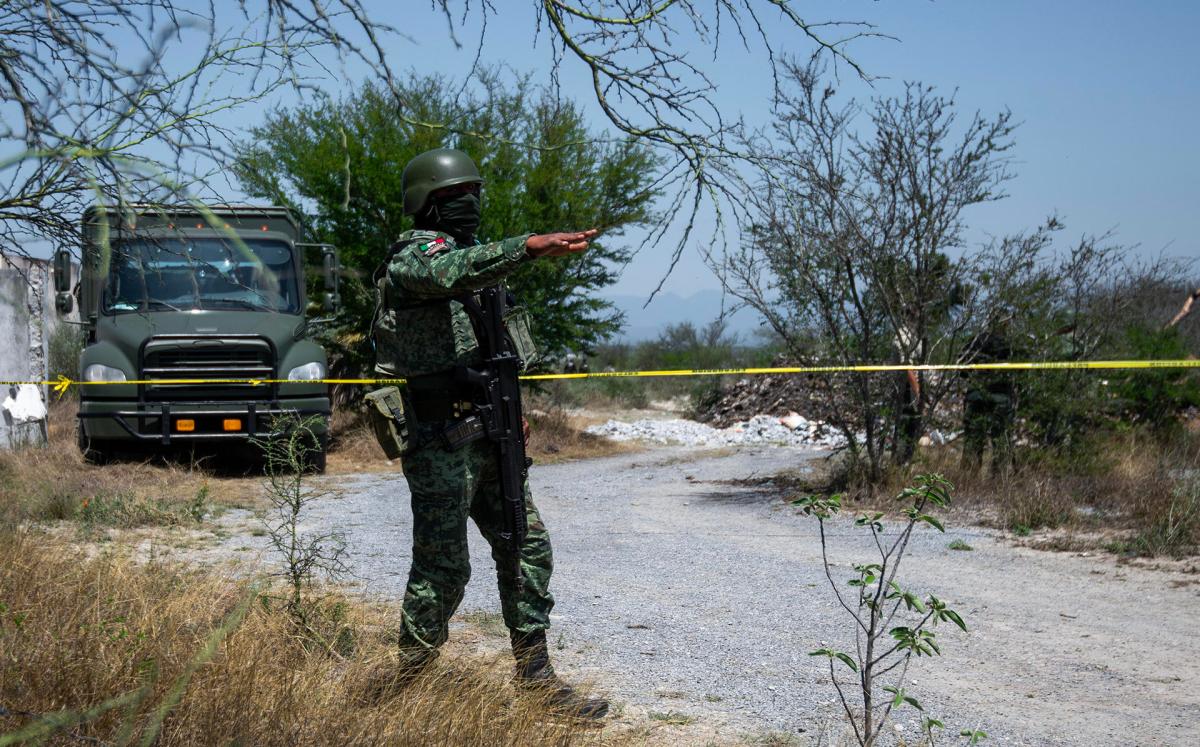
[389,229,599,300]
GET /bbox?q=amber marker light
[222,419,242,432]
[176,419,196,432]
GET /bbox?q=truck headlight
[287,362,326,381]
[83,364,127,382]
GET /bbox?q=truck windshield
[105,237,300,314]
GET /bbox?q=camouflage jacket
[372,229,533,378]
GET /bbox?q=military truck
[53,205,339,471]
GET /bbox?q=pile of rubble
[695,363,847,429]
[585,413,846,449]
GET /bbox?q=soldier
[371,148,608,719]
[961,316,1017,475]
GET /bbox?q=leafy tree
[234,72,660,372]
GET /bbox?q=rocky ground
[173,442,1200,746]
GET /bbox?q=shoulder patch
[418,237,450,258]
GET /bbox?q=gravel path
[207,446,1200,745]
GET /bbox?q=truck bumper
[79,397,331,444]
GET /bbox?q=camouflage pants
[397,435,554,652]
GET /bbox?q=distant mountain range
[601,288,767,342]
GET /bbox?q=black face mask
[427,192,481,243]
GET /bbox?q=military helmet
[401,148,483,215]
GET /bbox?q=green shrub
[1113,326,1200,431]
[47,322,83,386]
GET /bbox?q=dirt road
[208,446,1200,745]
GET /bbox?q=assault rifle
[455,285,531,582]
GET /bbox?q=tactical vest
[371,231,538,379]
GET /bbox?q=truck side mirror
[53,249,73,315]
[321,246,340,313]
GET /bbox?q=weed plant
[795,475,985,747]
[254,416,350,648]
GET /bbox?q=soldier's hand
[522,416,531,447]
[525,229,598,258]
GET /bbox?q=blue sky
[608,0,1198,296]
[251,1,1198,297]
[41,1,1196,303]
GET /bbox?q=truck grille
[141,336,275,400]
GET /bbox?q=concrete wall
[1,256,76,449]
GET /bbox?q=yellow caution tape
[522,359,1200,380]
[2,359,1198,395]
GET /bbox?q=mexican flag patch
[418,237,448,257]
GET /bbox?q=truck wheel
[76,421,114,465]
[290,428,328,474]
[305,432,328,474]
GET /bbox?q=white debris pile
[2,384,47,424]
[586,412,846,449]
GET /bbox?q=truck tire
[76,420,115,465]
[305,432,328,474]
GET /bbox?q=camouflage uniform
[373,228,555,653]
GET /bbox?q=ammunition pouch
[364,386,410,460]
[441,415,487,450]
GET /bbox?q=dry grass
[0,402,259,529]
[0,404,632,745]
[327,398,631,472]
[526,405,633,464]
[843,426,1200,557]
[0,529,609,746]
[325,407,400,475]
[19,395,625,494]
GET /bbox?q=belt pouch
[364,386,410,459]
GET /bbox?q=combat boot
[511,630,609,720]
[360,635,439,703]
